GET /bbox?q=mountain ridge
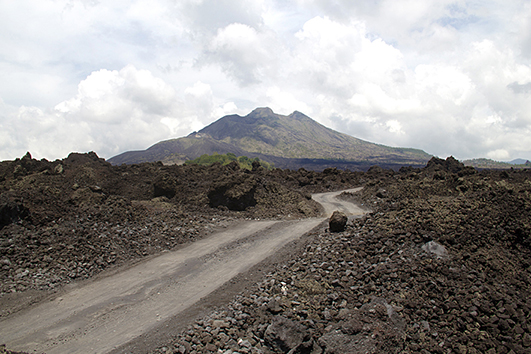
[109,107,432,170]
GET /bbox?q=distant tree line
[463,158,531,169]
[185,153,273,170]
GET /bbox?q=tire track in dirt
[0,188,365,353]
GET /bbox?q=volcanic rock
[264,315,310,352]
[3,151,531,354]
[0,194,29,228]
[329,211,347,232]
[208,173,258,211]
[153,173,179,199]
[421,240,448,258]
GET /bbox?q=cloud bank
[1,0,530,161]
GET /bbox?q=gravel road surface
[0,188,365,353]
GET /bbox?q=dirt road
[312,187,365,217]
[0,188,365,353]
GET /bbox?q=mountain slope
[507,158,530,165]
[197,107,427,161]
[109,107,432,170]
[107,137,247,166]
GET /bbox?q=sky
[1,0,531,162]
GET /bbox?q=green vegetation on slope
[185,153,273,170]
[463,158,531,169]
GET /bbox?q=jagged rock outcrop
[208,172,259,211]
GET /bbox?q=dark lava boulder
[329,210,348,232]
[208,173,258,211]
[153,172,179,199]
[0,193,29,228]
[318,298,405,354]
[426,156,476,176]
[63,151,107,166]
[264,315,311,353]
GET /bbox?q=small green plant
[185,153,273,170]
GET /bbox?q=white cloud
[0,0,190,106]
[414,64,474,106]
[385,120,404,135]
[184,81,214,119]
[175,0,265,34]
[264,87,312,115]
[204,23,280,84]
[487,149,510,161]
[1,0,531,162]
[56,65,179,124]
[212,102,239,121]
[279,13,531,160]
[291,17,367,97]
[0,66,239,160]
[182,80,238,131]
[515,2,531,58]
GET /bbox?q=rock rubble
[2,154,531,354]
[0,152,361,319]
[149,157,531,354]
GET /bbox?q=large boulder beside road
[329,210,348,232]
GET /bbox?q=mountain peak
[247,107,275,118]
[247,107,310,121]
[288,110,310,120]
[108,107,432,169]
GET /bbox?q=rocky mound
[0,153,361,314]
[2,154,530,354]
[149,157,531,354]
